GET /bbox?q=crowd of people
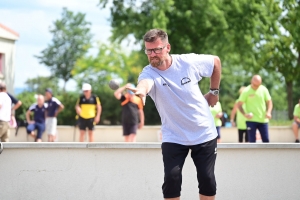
[1,28,300,199]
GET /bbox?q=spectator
[0,83,12,142]
[75,83,101,142]
[292,98,300,143]
[26,95,47,142]
[114,83,144,142]
[210,101,223,143]
[230,86,248,143]
[128,29,221,200]
[237,75,272,143]
[45,88,64,142]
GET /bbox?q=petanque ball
[108,79,120,90]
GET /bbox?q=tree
[36,8,92,91]
[25,76,60,95]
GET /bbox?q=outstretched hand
[204,93,219,107]
[126,87,146,105]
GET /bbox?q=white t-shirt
[138,54,218,145]
[0,92,12,121]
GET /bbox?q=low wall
[0,143,300,200]
[8,126,296,143]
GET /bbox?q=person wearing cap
[114,83,144,142]
[0,83,12,142]
[75,83,101,142]
[45,88,64,142]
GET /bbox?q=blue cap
[45,88,53,95]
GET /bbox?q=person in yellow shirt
[210,101,223,143]
[292,99,300,143]
[230,86,248,143]
[75,83,101,142]
[237,75,272,143]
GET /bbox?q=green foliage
[25,76,61,95]
[56,92,78,125]
[99,0,299,120]
[15,92,36,122]
[35,8,93,91]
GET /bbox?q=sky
[0,0,113,91]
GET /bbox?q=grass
[269,119,293,126]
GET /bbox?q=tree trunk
[286,80,293,119]
[62,80,67,93]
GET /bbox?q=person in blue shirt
[44,88,64,142]
[26,95,47,142]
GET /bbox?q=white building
[0,23,19,94]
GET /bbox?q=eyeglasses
[144,46,166,55]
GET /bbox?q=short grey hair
[143,29,168,43]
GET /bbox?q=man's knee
[197,170,216,196]
[162,165,182,198]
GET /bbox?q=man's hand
[266,112,272,119]
[244,113,253,119]
[126,87,146,105]
[28,120,35,124]
[204,93,218,107]
[94,116,100,124]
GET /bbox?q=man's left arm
[55,103,64,117]
[138,109,144,129]
[266,100,273,119]
[95,97,102,124]
[204,56,222,106]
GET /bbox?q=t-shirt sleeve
[188,54,214,78]
[293,105,298,116]
[7,93,19,104]
[238,90,247,103]
[264,87,272,101]
[137,69,155,93]
[53,97,62,105]
[96,97,101,105]
[28,103,36,111]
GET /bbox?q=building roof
[0,23,19,41]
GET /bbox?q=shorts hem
[163,193,180,198]
[199,192,216,196]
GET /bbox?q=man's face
[83,90,91,97]
[144,38,170,68]
[37,96,44,106]
[45,92,52,100]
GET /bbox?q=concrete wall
[0,143,300,200]
[9,125,296,143]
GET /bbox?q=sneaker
[295,139,299,143]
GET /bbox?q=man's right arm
[127,79,154,105]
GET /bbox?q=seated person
[26,95,47,142]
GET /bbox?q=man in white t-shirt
[0,83,12,142]
[128,29,221,200]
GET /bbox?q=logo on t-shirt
[181,77,191,85]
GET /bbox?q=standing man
[45,88,64,142]
[26,95,47,142]
[0,83,12,142]
[237,75,272,143]
[292,98,300,143]
[230,86,248,143]
[210,102,223,143]
[114,83,144,142]
[75,83,101,142]
[128,29,221,200]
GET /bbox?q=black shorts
[161,138,217,198]
[78,117,94,130]
[122,123,138,136]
